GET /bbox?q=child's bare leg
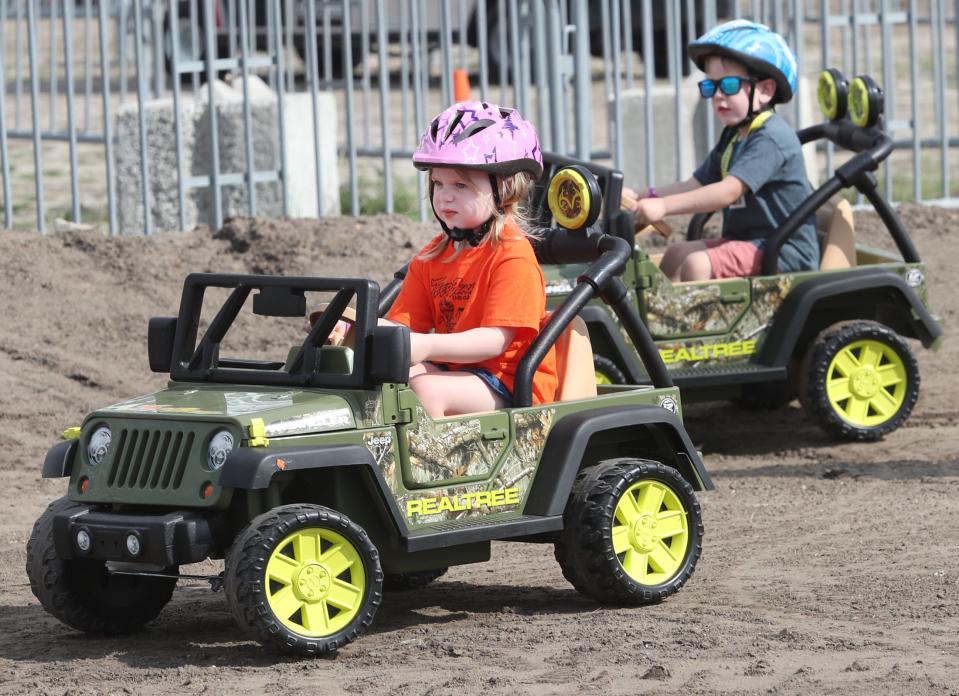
[676,249,713,281]
[410,371,506,418]
[660,240,707,280]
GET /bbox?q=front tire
[225,504,382,656]
[26,498,178,634]
[554,459,703,605]
[799,321,919,441]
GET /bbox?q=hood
[97,384,357,436]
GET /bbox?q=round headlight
[87,426,112,466]
[207,431,234,471]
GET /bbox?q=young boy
[629,20,820,282]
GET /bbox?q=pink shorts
[704,239,764,278]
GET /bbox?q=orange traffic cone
[453,68,471,102]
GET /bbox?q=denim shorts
[430,363,513,406]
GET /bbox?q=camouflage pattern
[646,274,794,369]
[493,409,554,489]
[404,406,506,484]
[645,280,748,336]
[399,408,555,526]
[363,430,397,487]
[733,275,794,344]
[360,393,384,428]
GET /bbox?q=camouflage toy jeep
[27,172,712,656]
[539,71,942,441]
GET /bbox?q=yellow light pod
[547,165,601,231]
[849,75,884,128]
[817,68,848,122]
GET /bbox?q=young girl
[628,20,820,281]
[385,101,557,418]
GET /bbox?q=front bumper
[53,503,227,566]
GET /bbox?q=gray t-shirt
[693,112,820,273]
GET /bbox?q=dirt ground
[0,206,956,696]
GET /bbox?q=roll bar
[513,230,674,407]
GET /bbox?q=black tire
[383,568,448,592]
[554,459,703,605]
[799,321,920,441]
[26,498,177,635]
[734,381,796,410]
[593,354,627,385]
[225,503,382,656]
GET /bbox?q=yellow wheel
[225,504,382,655]
[801,321,919,441]
[555,459,703,605]
[266,527,367,638]
[825,339,907,428]
[612,479,689,586]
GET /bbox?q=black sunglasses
[698,76,756,99]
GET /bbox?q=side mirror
[366,325,410,384]
[148,317,177,373]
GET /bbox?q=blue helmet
[688,20,798,104]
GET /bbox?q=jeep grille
[106,428,196,490]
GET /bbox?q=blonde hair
[419,169,539,262]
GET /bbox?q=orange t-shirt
[386,223,558,405]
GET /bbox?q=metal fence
[1,0,958,234]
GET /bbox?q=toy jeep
[27,171,712,656]
[538,71,942,441]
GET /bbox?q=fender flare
[42,440,77,478]
[218,444,408,534]
[579,305,647,383]
[758,269,943,367]
[524,406,714,518]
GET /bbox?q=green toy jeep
[27,173,712,656]
[538,71,942,441]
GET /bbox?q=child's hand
[621,186,640,210]
[634,197,667,227]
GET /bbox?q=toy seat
[818,198,856,270]
[553,315,598,401]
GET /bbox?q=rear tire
[554,459,703,605]
[26,498,177,634]
[799,321,919,441]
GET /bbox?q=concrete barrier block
[115,76,340,234]
[619,75,704,190]
[114,98,199,234]
[193,77,283,221]
[282,91,341,218]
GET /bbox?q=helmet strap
[732,80,758,130]
[732,81,776,131]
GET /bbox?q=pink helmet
[413,101,543,179]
